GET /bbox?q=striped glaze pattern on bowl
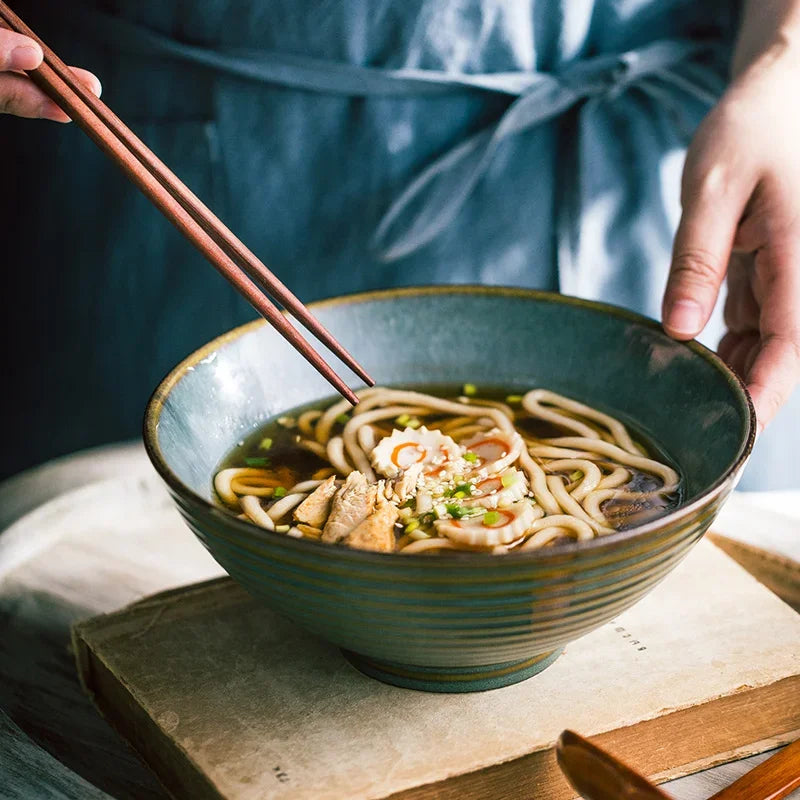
[144,288,755,692]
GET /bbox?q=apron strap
[75,6,543,97]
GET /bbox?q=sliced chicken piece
[322,472,377,544]
[391,461,424,503]
[371,426,460,478]
[435,500,536,546]
[295,523,323,537]
[293,475,339,527]
[345,497,399,552]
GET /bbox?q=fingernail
[9,43,43,71]
[666,299,703,337]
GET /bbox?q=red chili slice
[474,477,503,496]
[469,437,509,463]
[482,509,515,528]
[391,442,427,469]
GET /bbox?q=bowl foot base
[341,648,563,692]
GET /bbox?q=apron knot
[373,39,723,261]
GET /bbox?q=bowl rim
[143,286,756,564]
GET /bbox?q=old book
[73,540,800,800]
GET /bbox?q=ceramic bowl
[144,288,755,692]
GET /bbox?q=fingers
[0,65,101,121]
[746,242,800,429]
[0,28,102,121]
[748,332,800,430]
[723,253,759,334]
[0,71,56,118]
[718,330,738,365]
[718,329,759,378]
[71,67,102,99]
[663,147,752,340]
[0,28,42,71]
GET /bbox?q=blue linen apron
[3,0,791,489]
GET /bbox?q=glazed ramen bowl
[144,288,755,692]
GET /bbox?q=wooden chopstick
[0,2,370,405]
[11,7,374,391]
[708,737,800,800]
[558,729,800,800]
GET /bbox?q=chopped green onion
[569,470,584,482]
[453,491,466,499]
[462,383,477,396]
[434,503,448,519]
[406,418,422,429]
[483,511,501,526]
[409,529,431,541]
[258,437,273,451]
[273,487,287,498]
[396,413,421,429]
[335,413,350,425]
[399,498,416,509]
[418,512,436,526]
[405,519,420,534]
[506,394,523,404]
[463,451,479,464]
[277,416,296,428]
[245,457,270,467]
[443,482,471,498]
[275,524,290,533]
[446,502,474,519]
[501,471,517,489]
[396,413,412,426]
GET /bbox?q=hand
[0,28,100,121]
[661,41,800,431]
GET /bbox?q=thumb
[663,156,750,340]
[0,28,43,71]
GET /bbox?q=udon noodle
[214,387,681,554]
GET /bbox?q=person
[1,0,798,488]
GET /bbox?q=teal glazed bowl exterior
[143,288,755,692]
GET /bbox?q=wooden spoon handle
[708,738,800,800]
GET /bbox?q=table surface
[0,444,798,800]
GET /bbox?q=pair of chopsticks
[0,2,370,405]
